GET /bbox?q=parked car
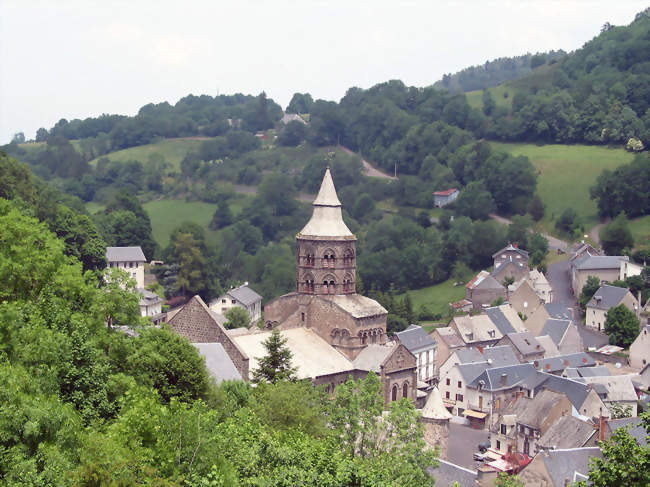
[477,440,491,453]
[473,452,488,462]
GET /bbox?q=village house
[585,284,639,331]
[525,301,575,336]
[106,246,146,288]
[433,188,459,208]
[518,447,602,486]
[431,327,465,378]
[451,314,502,348]
[604,416,648,446]
[570,253,630,296]
[210,283,263,323]
[465,270,506,310]
[193,342,243,383]
[395,325,437,383]
[138,288,163,321]
[620,258,644,281]
[485,305,528,336]
[540,318,584,355]
[493,244,529,270]
[630,325,650,369]
[528,269,553,303]
[496,332,545,363]
[508,279,544,320]
[438,346,520,418]
[491,258,528,286]
[580,375,639,417]
[490,389,573,456]
[569,242,600,263]
[536,415,599,451]
[535,335,561,357]
[280,112,307,124]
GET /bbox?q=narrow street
[446,422,489,469]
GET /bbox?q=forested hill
[432,50,566,93]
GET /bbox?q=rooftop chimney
[500,373,508,386]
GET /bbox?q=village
[108,168,650,487]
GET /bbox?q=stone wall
[169,296,250,380]
[296,238,356,295]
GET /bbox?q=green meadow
[89,138,210,170]
[398,278,466,320]
[489,142,634,234]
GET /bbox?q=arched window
[343,272,354,293]
[323,249,336,268]
[403,382,409,398]
[323,275,336,294]
[303,273,315,293]
[392,385,398,402]
[343,248,354,266]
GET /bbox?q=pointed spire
[312,167,341,206]
[298,167,353,238]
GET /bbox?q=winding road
[338,145,397,180]
[488,214,568,252]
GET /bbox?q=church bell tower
[296,168,357,296]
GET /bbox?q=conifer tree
[252,329,297,384]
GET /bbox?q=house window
[403,382,409,398]
[496,440,501,450]
[392,385,398,402]
[501,424,507,435]
[445,391,450,399]
[232,300,237,304]
[456,394,463,402]
[446,378,450,386]
[222,299,226,303]
[301,312,305,322]
[458,381,462,388]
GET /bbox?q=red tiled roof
[433,188,458,196]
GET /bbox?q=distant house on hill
[280,113,307,124]
[492,244,529,270]
[210,283,263,322]
[106,246,146,288]
[433,188,459,208]
[585,284,639,331]
[570,254,629,296]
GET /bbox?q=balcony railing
[468,403,490,413]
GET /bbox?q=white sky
[1,0,647,143]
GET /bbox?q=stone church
[264,167,389,360]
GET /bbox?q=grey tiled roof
[544,302,574,321]
[193,343,243,383]
[483,345,520,367]
[607,417,648,446]
[506,331,544,356]
[537,416,597,450]
[138,288,163,306]
[455,347,485,364]
[533,353,595,373]
[573,254,627,270]
[492,244,529,259]
[588,284,629,311]
[485,307,517,335]
[492,259,526,277]
[428,460,477,487]
[469,363,536,391]
[534,373,592,411]
[542,319,571,346]
[543,448,602,487]
[395,325,437,352]
[457,362,490,383]
[227,285,263,306]
[106,246,146,262]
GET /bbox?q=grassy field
[466,84,514,111]
[630,215,650,249]
[489,142,634,234]
[88,138,210,170]
[143,194,253,247]
[398,278,466,319]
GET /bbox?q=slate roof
[587,284,630,311]
[533,353,595,373]
[569,365,611,378]
[544,302,574,321]
[138,288,163,306]
[227,284,262,306]
[326,294,387,318]
[537,416,597,450]
[492,259,526,278]
[482,345,521,367]
[428,460,477,487]
[492,244,530,259]
[533,373,592,411]
[434,327,465,348]
[352,343,397,373]
[536,335,560,357]
[106,246,146,262]
[395,324,437,353]
[193,343,243,383]
[542,319,571,346]
[505,331,544,356]
[573,254,627,270]
[580,376,638,402]
[485,306,518,335]
[453,314,502,343]
[457,362,491,383]
[508,389,568,430]
[542,447,603,487]
[607,417,648,446]
[469,363,536,391]
[454,347,485,364]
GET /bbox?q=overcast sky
[1,0,647,143]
